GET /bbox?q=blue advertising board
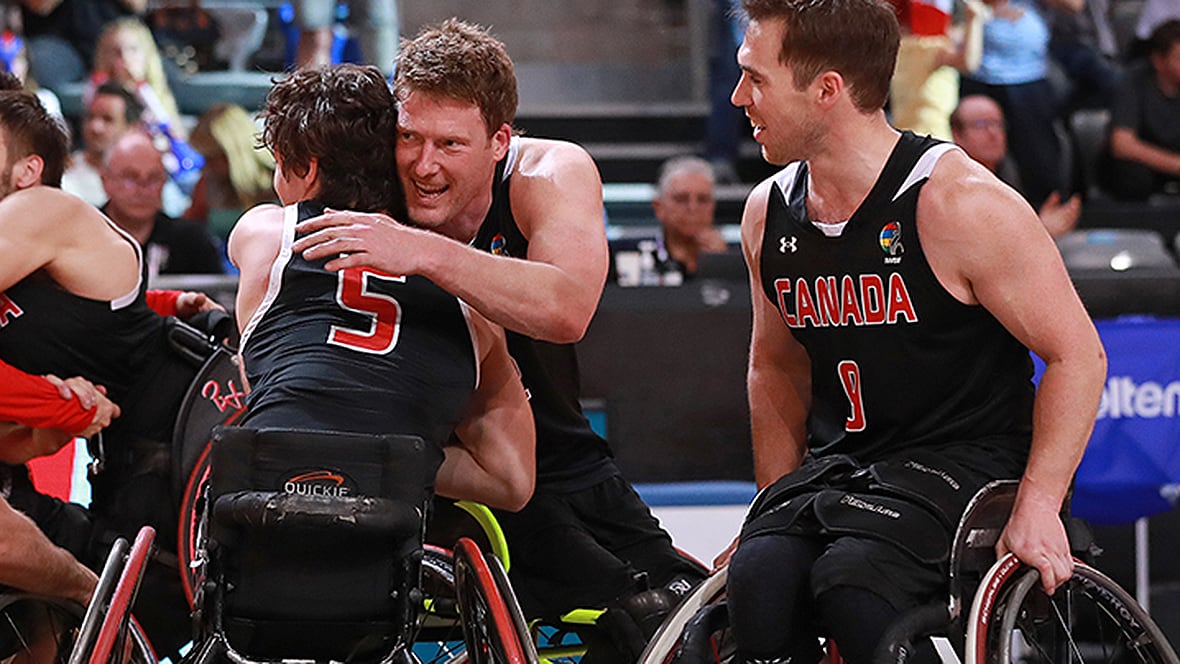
[1071,317,1180,524]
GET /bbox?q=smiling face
[731,17,824,166]
[395,90,511,235]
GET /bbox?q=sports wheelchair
[71,425,537,664]
[634,480,1180,664]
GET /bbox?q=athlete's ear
[814,70,844,108]
[490,124,511,161]
[11,154,43,190]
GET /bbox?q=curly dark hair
[394,18,518,136]
[740,0,899,113]
[0,86,71,187]
[261,64,399,213]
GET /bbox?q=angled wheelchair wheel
[68,527,158,664]
[453,537,534,664]
[637,566,732,664]
[0,592,86,664]
[969,554,1179,664]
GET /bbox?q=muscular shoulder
[228,203,285,274]
[918,148,1047,303]
[507,137,605,242]
[740,177,776,258]
[0,186,101,235]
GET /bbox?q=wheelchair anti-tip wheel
[968,554,1179,664]
[453,537,534,664]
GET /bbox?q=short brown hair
[741,0,899,113]
[394,18,518,135]
[261,64,398,213]
[0,89,70,187]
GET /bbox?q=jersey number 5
[327,267,405,354]
[837,360,867,432]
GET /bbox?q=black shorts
[739,440,1027,609]
[491,471,706,618]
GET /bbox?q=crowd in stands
[886,0,1180,209]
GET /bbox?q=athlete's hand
[44,374,121,437]
[293,209,431,275]
[713,536,739,570]
[175,291,225,318]
[996,492,1074,594]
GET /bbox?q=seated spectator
[88,17,202,202]
[960,0,1078,207]
[60,81,141,207]
[651,156,728,277]
[888,0,987,140]
[1,28,63,117]
[88,17,180,132]
[185,103,276,239]
[1101,19,1180,201]
[100,130,224,278]
[16,0,142,90]
[952,94,1080,237]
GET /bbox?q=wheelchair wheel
[637,566,732,664]
[69,528,158,664]
[453,538,533,664]
[0,592,85,664]
[971,555,1179,664]
[414,545,468,664]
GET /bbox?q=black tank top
[471,138,615,489]
[758,132,1034,462]
[0,225,190,515]
[240,201,477,447]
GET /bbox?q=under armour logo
[779,236,797,254]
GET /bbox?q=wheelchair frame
[633,480,1180,664]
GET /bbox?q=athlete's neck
[805,123,900,223]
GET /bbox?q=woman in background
[185,103,276,240]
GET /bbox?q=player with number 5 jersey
[229,65,534,512]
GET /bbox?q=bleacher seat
[1056,228,1178,271]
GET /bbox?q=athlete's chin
[405,204,449,229]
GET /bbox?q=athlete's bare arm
[0,495,97,605]
[920,150,1106,593]
[741,180,813,490]
[436,310,536,511]
[0,187,138,299]
[227,204,286,334]
[292,138,609,343]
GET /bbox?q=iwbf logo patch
[1097,376,1180,419]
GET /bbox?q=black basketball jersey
[0,225,182,444]
[471,138,615,488]
[758,132,1035,463]
[240,201,477,447]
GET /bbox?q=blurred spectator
[705,0,744,183]
[1047,0,1123,112]
[294,0,398,76]
[1,28,62,116]
[88,17,181,132]
[1131,0,1180,60]
[88,17,203,201]
[888,0,987,140]
[184,103,276,239]
[1102,19,1180,201]
[61,81,141,207]
[651,156,728,277]
[100,130,224,279]
[952,94,1080,237]
[960,0,1081,206]
[16,0,143,89]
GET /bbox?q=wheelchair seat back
[203,426,444,662]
